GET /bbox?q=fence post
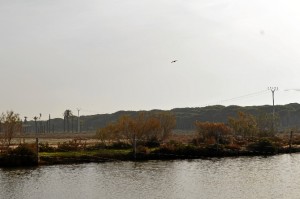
[36,137,39,163]
[133,134,136,160]
[289,131,293,153]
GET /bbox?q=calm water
[1,154,300,199]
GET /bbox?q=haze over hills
[23,103,300,133]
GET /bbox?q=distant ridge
[26,103,300,132]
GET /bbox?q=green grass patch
[40,149,132,158]
[39,149,133,164]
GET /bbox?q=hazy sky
[1,0,300,119]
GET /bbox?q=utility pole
[289,131,293,153]
[77,108,81,133]
[33,115,39,163]
[39,113,42,133]
[268,87,278,132]
[24,116,27,133]
[48,114,51,133]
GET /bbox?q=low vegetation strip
[2,140,300,167]
[2,109,300,167]
[0,144,38,167]
[39,149,132,165]
[39,143,300,165]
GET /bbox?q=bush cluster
[0,144,38,167]
[108,142,132,149]
[247,138,277,154]
[39,143,55,152]
[56,141,83,152]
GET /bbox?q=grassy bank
[39,149,132,165]
[2,138,300,167]
[38,145,300,165]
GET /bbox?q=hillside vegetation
[24,103,300,133]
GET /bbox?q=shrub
[247,138,277,154]
[39,142,55,152]
[56,140,80,152]
[206,144,224,152]
[162,140,183,151]
[144,137,160,148]
[0,144,38,167]
[109,142,132,149]
[191,138,204,146]
[85,143,106,151]
[176,145,200,156]
[136,145,150,154]
[225,143,241,151]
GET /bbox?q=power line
[284,88,300,92]
[268,87,278,132]
[203,89,269,107]
[77,108,81,133]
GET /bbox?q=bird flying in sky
[171,60,178,63]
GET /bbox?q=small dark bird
[171,60,178,63]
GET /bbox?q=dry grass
[165,132,196,144]
[6,131,196,148]
[7,131,300,149]
[7,132,98,147]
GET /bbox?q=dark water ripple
[1,154,300,199]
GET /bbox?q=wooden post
[133,134,137,159]
[216,132,220,152]
[49,114,51,133]
[289,131,293,153]
[36,138,39,163]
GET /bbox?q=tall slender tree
[228,112,258,138]
[63,110,73,132]
[33,116,38,134]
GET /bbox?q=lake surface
[1,154,300,199]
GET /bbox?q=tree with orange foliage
[157,112,176,140]
[96,123,117,144]
[195,121,231,144]
[228,112,258,138]
[96,112,176,145]
[125,112,161,144]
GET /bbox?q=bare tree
[0,111,22,150]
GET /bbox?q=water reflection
[1,154,300,199]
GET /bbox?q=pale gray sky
[1,0,300,119]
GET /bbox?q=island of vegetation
[0,108,299,167]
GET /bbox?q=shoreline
[1,143,300,168]
[37,147,300,166]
